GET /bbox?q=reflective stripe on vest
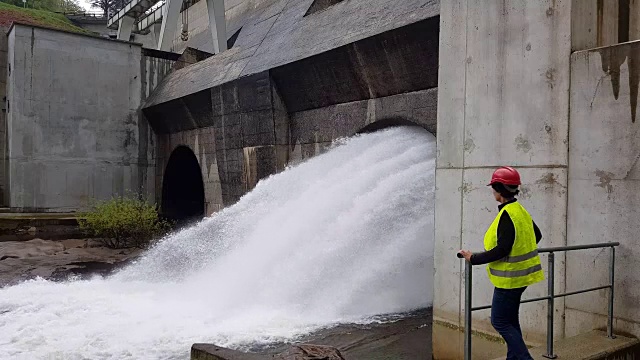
[489,263,543,278]
[501,249,539,263]
[483,202,544,289]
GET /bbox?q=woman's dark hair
[492,182,520,198]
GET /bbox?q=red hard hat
[488,166,521,186]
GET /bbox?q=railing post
[608,246,616,339]
[464,260,472,360]
[543,252,557,359]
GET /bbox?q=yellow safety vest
[483,202,544,289]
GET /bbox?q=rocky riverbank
[0,238,143,287]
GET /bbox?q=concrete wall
[435,1,640,358]
[567,40,640,339]
[5,25,154,212]
[154,87,438,216]
[0,26,8,206]
[289,89,437,164]
[141,50,176,101]
[145,10,440,212]
[435,0,571,357]
[572,0,640,51]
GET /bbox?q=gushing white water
[0,127,435,360]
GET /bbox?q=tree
[58,0,83,12]
[89,0,127,17]
[90,0,113,17]
[1,0,83,12]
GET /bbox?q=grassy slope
[0,2,88,34]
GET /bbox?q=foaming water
[0,127,435,360]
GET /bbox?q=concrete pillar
[157,0,182,51]
[117,16,135,41]
[206,0,227,53]
[151,22,163,48]
[434,0,572,358]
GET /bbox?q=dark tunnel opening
[161,146,205,227]
[356,117,426,135]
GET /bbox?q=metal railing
[62,11,107,19]
[460,242,619,359]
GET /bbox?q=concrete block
[519,330,640,360]
[568,41,640,336]
[570,44,640,179]
[565,308,640,339]
[6,25,146,211]
[461,0,570,168]
[433,168,463,321]
[566,179,640,324]
[436,0,467,169]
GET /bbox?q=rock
[191,344,266,360]
[191,344,345,360]
[277,345,345,360]
[61,239,87,250]
[0,239,143,287]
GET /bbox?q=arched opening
[161,146,205,226]
[356,117,426,135]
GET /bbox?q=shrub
[79,197,172,249]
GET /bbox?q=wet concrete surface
[250,309,432,360]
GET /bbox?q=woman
[458,166,544,360]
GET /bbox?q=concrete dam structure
[142,0,439,218]
[2,0,640,359]
[2,0,439,220]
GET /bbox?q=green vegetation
[0,2,89,34]
[79,196,172,249]
[1,0,82,13]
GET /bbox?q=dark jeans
[491,287,533,360]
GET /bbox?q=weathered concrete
[435,2,571,358]
[571,0,640,52]
[289,89,437,164]
[144,3,439,210]
[144,0,439,107]
[5,24,155,211]
[435,1,640,358]
[155,127,224,215]
[567,40,640,339]
[141,48,180,101]
[0,212,82,242]
[0,26,8,206]
[493,331,640,360]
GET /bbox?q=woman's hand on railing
[458,250,473,261]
